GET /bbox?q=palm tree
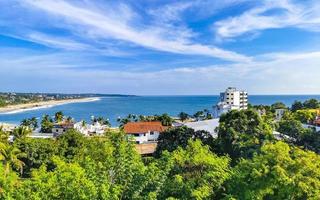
[104,119,111,127]
[30,117,38,130]
[55,111,64,123]
[66,116,73,124]
[178,112,189,122]
[138,115,146,121]
[157,113,174,126]
[119,118,131,128]
[20,119,31,127]
[21,117,38,130]
[193,111,205,121]
[12,126,31,139]
[41,114,53,133]
[0,145,25,175]
[0,129,10,143]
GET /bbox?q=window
[150,132,154,135]
[133,134,139,137]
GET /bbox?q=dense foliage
[155,126,214,157]
[216,109,274,160]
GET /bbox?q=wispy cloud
[27,32,90,50]
[214,0,320,39]
[1,47,319,94]
[19,0,250,62]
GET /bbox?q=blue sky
[0,0,320,95]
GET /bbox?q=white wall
[129,131,160,144]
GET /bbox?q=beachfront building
[74,121,108,136]
[52,122,74,137]
[0,123,17,132]
[213,87,248,118]
[123,121,166,144]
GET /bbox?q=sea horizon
[1,94,320,126]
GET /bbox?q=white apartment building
[213,87,248,117]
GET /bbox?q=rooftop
[124,121,166,134]
[184,119,220,138]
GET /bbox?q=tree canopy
[216,109,274,160]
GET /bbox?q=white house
[52,122,74,137]
[123,121,166,144]
[74,121,108,136]
[213,87,248,118]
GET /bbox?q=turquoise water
[0,95,319,126]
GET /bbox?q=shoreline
[0,97,101,114]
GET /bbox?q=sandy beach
[0,97,100,114]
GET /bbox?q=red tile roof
[124,121,166,134]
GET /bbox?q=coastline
[0,97,101,114]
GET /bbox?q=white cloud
[1,47,319,94]
[19,0,250,62]
[27,32,90,50]
[214,0,320,39]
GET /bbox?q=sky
[0,0,320,95]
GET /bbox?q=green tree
[117,114,138,127]
[155,126,214,157]
[293,109,317,123]
[0,144,25,175]
[193,111,205,121]
[0,98,7,107]
[159,140,231,200]
[56,129,85,161]
[225,142,320,199]
[277,118,320,153]
[41,114,54,133]
[271,102,287,110]
[303,98,320,109]
[277,119,305,139]
[155,113,174,126]
[20,117,38,130]
[94,116,111,127]
[216,109,274,160]
[0,127,10,143]
[16,157,98,200]
[178,112,189,122]
[0,163,19,199]
[291,100,303,112]
[203,109,213,120]
[15,138,58,177]
[12,126,31,139]
[54,111,64,123]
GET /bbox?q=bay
[0,95,319,126]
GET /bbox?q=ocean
[0,95,320,126]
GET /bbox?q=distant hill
[0,92,136,107]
